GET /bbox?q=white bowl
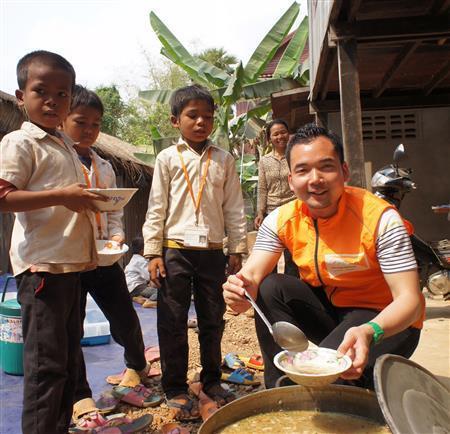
[86,188,138,212]
[96,240,129,265]
[274,348,352,387]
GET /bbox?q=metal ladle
[244,289,308,353]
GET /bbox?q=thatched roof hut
[0,91,154,273]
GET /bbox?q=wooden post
[314,111,328,128]
[337,37,366,187]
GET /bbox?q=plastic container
[0,276,24,375]
[81,295,111,346]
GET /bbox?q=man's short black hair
[70,84,104,115]
[286,123,345,168]
[131,237,144,255]
[265,119,289,141]
[16,50,76,91]
[169,84,215,118]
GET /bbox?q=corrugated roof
[261,32,309,78]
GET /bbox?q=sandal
[166,394,200,422]
[70,411,109,432]
[202,384,236,406]
[95,390,120,413]
[111,384,163,408]
[70,413,152,433]
[221,368,260,386]
[106,366,161,386]
[132,296,147,305]
[223,353,245,370]
[238,354,264,371]
[144,345,160,363]
[189,382,218,421]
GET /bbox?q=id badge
[184,225,209,248]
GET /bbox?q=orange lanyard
[177,146,212,222]
[81,156,102,234]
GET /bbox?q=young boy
[125,237,158,306]
[62,85,162,428]
[0,51,106,434]
[143,84,247,420]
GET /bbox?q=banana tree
[138,1,309,156]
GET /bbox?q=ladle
[244,289,308,353]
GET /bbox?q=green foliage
[96,85,125,137]
[235,154,259,219]
[196,48,238,74]
[95,60,189,151]
[140,1,309,154]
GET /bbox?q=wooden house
[271,0,450,241]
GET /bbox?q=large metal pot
[199,385,387,434]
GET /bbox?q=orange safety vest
[277,186,424,328]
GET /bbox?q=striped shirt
[255,208,417,274]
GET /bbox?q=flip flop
[70,413,152,433]
[95,390,120,413]
[144,345,160,363]
[166,394,201,422]
[161,422,190,434]
[238,354,264,371]
[223,353,245,370]
[106,367,161,385]
[111,384,163,408]
[221,368,260,386]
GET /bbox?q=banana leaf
[222,62,244,106]
[150,12,229,88]
[158,45,210,87]
[273,16,308,78]
[211,106,230,150]
[244,99,272,119]
[150,126,162,139]
[153,136,178,155]
[242,77,299,99]
[295,58,310,85]
[243,2,299,82]
[243,116,266,139]
[139,89,173,105]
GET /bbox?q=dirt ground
[114,308,263,433]
[117,292,449,433]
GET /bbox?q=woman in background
[254,119,298,277]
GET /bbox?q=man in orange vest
[223,123,425,389]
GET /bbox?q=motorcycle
[371,144,450,298]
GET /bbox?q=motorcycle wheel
[427,270,450,297]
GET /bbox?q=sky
[1,0,306,98]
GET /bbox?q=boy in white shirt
[143,85,247,420]
[62,85,161,429]
[0,50,105,434]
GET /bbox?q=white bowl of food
[86,188,138,212]
[274,348,352,387]
[96,240,129,265]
